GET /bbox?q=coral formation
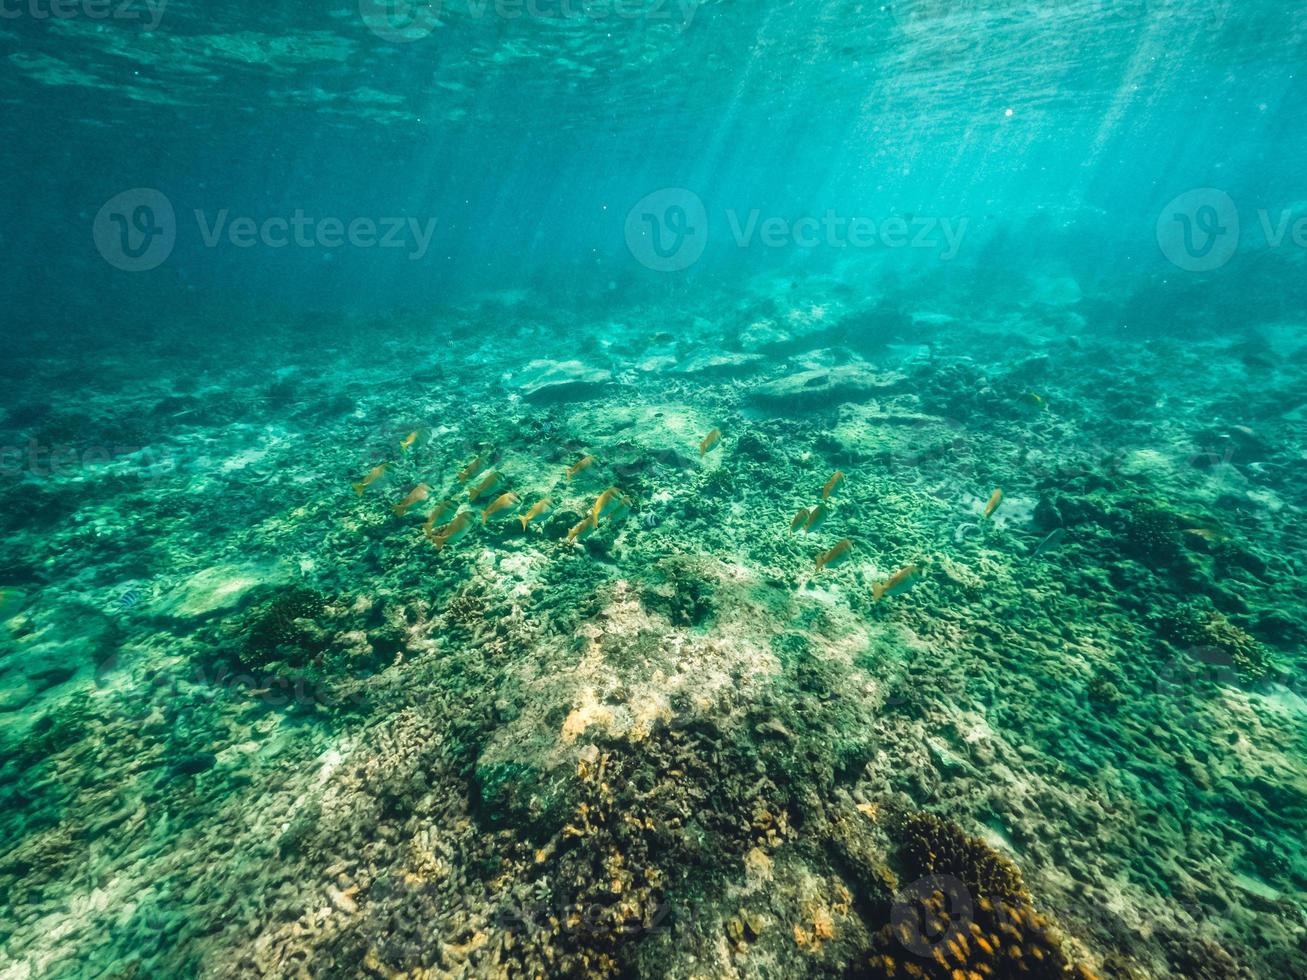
[1085,668,1127,712]
[867,809,1095,979]
[1155,602,1274,683]
[640,554,717,627]
[238,586,328,670]
[1119,500,1181,564]
[896,809,1029,904]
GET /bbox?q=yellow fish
[982,489,1003,519]
[430,511,475,551]
[566,454,596,483]
[1022,392,1047,410]
[468,471,501,502]
[393,482,431,517]
[566,514,597,543]
[803,504,828,533]
[482,492,521,524]
[422,500,454,538]
[790,508,810,531]
[822,471,845,500]
[400,430,420,451]
[519,497,553,531]
[700,428,722,457]
[458,456,487,483]
[815,539,853,570]
[872,564,922,603]
[591,486,631,524]
[352,463,388,496]
[1184,526,1231,543]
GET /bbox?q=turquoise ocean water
[1,3,1305,978]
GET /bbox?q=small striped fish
[115,589,144,611]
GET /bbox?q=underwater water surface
[2,1,1306,977]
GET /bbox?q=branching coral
[897,810,1029,905]
[443,582,491,633]
[1120,500,1181,563]
[239,587,327,670]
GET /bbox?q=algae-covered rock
[163,563,279,619]
[512,359,613,404]
[672,351,765,378]
[172,751,218,776]
[825,400,948,463]
[737,320,794,352]
[640,555,715,627]
[747,364,907,413]
[0,601,119,712]
[565,402,714,463]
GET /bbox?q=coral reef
[2,281,1304,979]
[895,809,1030,904]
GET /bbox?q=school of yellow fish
[350,429,1014,606]
[352,430,636,556]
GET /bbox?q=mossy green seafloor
[0,279,1304,979]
